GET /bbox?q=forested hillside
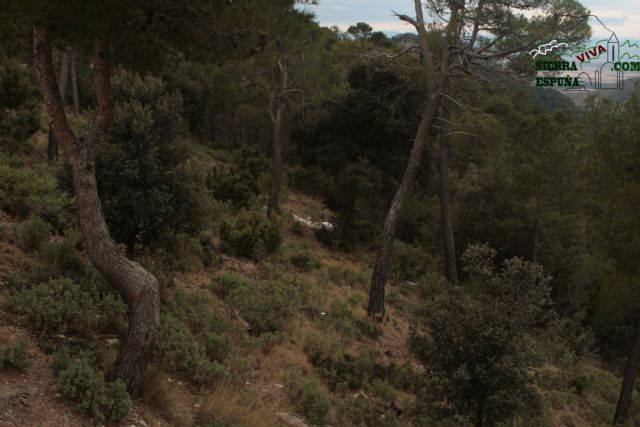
[0,1,639,426]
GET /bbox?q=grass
[142,365,193,426]
[196,383,284,427]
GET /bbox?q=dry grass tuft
[196,382,284,427]
[143,365,193,426]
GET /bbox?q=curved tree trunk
[613,317,640,424]
[367,97,440,319]
[33,27,159,398]
[437,106,458,284]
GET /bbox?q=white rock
[276,412,308,427]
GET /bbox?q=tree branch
[89,27,113,146]
[33,27,76,148]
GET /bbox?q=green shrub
[320,300,382,343]
[0,162,73,223]
[12,278,99,334]
[36,230,85,278]
[52,351,131,423]
[155,289,246,386]
[410,244,553,425]
[10,276,126,335]
[225,276,309,334]
[208,166,259,208]
[321,300,361,343]
[287,165,328,197]
[211,273,253,300]
[289,252,321,272]
[284,371,331,425]
[219,210,281,260]
[336,394,400,427]
[0,340,31,371]
[18,216,51,252]
[0,59,40,150]
[155,312,230,386]
[291,220,304,236]
[367,378,397,402]
[390,240,433,281]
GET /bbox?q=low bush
[53,352,131,423]
[284,371,331,425]
[291,220,304,236]
[316,300,382,344]
[154,289,250,386]
[324,266,370,289]
[208,166,259,208]
[10,277,124,335]
[0,340,31,371]
[10,229,128,336]
[367,378,397,402]
[154,312,230,386]
[219,210,281,260]
[224,276,309,334]
[0,162,73,224]
[0,58,40,151]
[211,272,252,300]
[18,216,51,252]
[336,394,401,427]
[390,240,433,281]
[289,252,321,272]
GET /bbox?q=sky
[299,0,640,40]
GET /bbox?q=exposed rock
[276,412,309,427]
[292,214,333,231]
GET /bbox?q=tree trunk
[367,97,440,319]
[70,47,80,116]
[33,27,160,398]
[47,49,69,163]
[437,107,458,284]
[613,317,640,424]
[367,0,455,319]
[267,58,289,218]
[532,197,541,264]
[476,397,485,427]
[47,123,58,162]
[58,47,70,100]
[267,105,283,218]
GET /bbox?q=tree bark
[367,0,452,319]
[267,59,289,218]
[437,105,458,284]
[58,47,70,100]
[33,27,160,398]
[532,197,541,264]
[47,123,58,162]
[367,97,440,319]
[47,48,69,163]
[613,317,640,424]
[70,47,80,116]
[267,104,283,217]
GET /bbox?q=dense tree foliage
[97,71,209,257]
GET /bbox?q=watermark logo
[531,16,640,91]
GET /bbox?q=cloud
[302,0,640,40]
